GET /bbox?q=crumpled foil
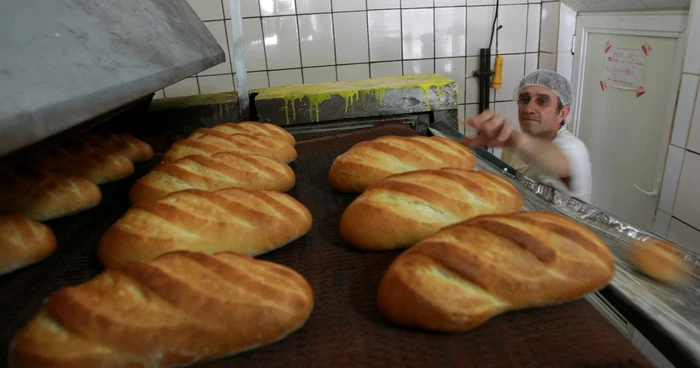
[474,155,700,365]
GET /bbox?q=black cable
[488,0,500,50]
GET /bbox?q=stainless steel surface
[0,0,225,157]
[228,0,250,120]
[429,121,700,366]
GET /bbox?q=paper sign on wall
[601,43,647,92]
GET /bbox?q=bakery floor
[0,122,653,367]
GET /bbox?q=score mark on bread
[328,135,477,193]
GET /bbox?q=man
[460,69,592,202]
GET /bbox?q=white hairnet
[513,69,573,106]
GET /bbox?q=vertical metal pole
[228,0,250,120]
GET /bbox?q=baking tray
[0,122,652,367]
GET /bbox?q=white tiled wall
[157,0,555,135]
[654,0,700,254]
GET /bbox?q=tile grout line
[257,0,270,88]
[294,0,305,85]
[367,0,372,77]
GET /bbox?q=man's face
[517,85,570,138]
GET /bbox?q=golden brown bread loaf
[340,169,523,250]
[84,132,154,162]
[163,130,297,164]
[329,135,477,193]
[0,170,102,221]
[98,188,313,267]
[33,143,135,185]
[377,211,616,333]
[129,152,296,204]
[191,121,296,146]
[0,213,57,276]
[10,251,314,368]
[625,238,690,285]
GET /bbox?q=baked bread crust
[377,211,616,332]
[329,135,477,193]
[98,188,313,268]
[129,152,296,204]
[32,144,135,185]
[340,169,523,250]
[84,133,154,163]
[0,213,57,276]
[191,122,296,146]
[10,251,314,368]
[625,238,690,285]
[163,131,297,164]
[0,170,102,221]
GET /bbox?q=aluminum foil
[473,156,700,365]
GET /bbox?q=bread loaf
[190,121,296,146]
[84,133,154,162]
[377,211,615,333]
[10,251,314,368]
[98,188,312,267]
[129,152,296,204]
[341,169,523,250]
[163,131,297,164]
[329,135,477,193]
[0,213,57,276]
[625,238,690,285]
[0,170,102,221]
[33,144,135,185]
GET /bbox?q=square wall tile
[199,21,232,75]
[332,0,366,11]
[153,89,165,99]
[495,53,525,102]
[297,0,331,13]
[304,66,337,83]
[495,100,519,125]
[368,0,400,9]
[527,4,541,52]
[369,10,402,62]
[659,145,685,213]
[263,16,301,69]
[525,53,538,74]
[436,0,465,5]
[667,218,700,253]
[269,69,303,87]
[466,6,495,56]
[683,3,700,74]
[671,74,699,147]
[500,0,527,3]
[404,59,434,74]
[652,210,671,238]
[539,52,556,70]
[672,151,700,229]
[371,61,402,77]
[299,14,336,67]
[458,105,466,133]
[259,0,296,16]
[540,1,559,53]
[231,19,266,71]
[225,0,260,18]
[464,104,479,136]
[467,0,496,4]
[402,8,434,59]
[237,71,270,89]
[436,58,466,104]
[164,78,199,97]
[687,82,700,153]
[497,5,527,54]
[558,2,577,52]
[334,12,369,64]
[435,7,466,57]
[466,56,495,104]
[402,0,433,7]
[187,0,224,21]
[338,63,370,81]
[557,52,573,82]
[198,74,235,94]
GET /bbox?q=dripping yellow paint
[253,74,455,124]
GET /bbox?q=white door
[571,12,688,231]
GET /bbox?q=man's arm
[459,110,572,180]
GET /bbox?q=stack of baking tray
[0,122,654,367]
